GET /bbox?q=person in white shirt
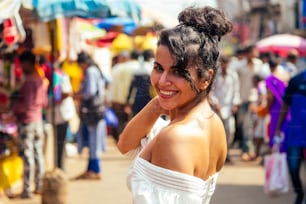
[235,45,263,161]
[126,50,154,116]
[110,50,141,142]
[211,55,240,163]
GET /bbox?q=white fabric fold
[125,116,219,203]
[127,157,219,204]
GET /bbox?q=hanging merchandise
[0,153,23,190]
[55,18,68,60]
[0,0,21,20]
[94,17,137,35]
[86,31,119,48]
[140,33,157,51]
[111,33,133,55]
[76,18,106,40]
[62,60,83,93]
[14,12,26,43]
[68,18,83,61]
[29,22,51,54]
[133,33,157,51]
[3,18,18,46]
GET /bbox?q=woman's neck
[169,96,210,121]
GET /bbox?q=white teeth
[160,90,175,96]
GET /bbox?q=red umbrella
[256,34,306,57]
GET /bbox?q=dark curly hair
[157,6,232,95]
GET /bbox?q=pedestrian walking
[211,55,240,163]
[73,52,107,180]
[235,45,263,161]
[126,49,154,116]
[110,50,141,142]
[275,69,306,204]
[265,56,289,152]
[249,74,266,160]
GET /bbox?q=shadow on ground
[213,184,294,204]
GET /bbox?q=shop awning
[32,0,141,22]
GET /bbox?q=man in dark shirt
[275,70,306,204]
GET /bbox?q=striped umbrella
[256,34,306,57]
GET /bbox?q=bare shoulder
[155,121,207,147]
[150,121,209,175]
[209,113,227,140]
[207,113,227,172]
[150,113,226,178]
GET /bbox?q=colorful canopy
[32,0,141,22]
[94,17,137,34]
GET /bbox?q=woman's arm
[274,103,289,137]
[266,89,274,110]
[117,97,165,154]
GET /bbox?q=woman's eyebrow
[154,61,177,69]
[153,61,163,68]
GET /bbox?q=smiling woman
[150,46,198,110]
[117,6,232,204]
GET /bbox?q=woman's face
[151,45,199,111]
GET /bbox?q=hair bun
[178,6,232,40]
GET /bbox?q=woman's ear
[199,69,214,90]
[199,79,209,90]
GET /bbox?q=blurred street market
[0,0,305,204]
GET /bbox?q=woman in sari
[265,56,290,152]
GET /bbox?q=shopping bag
[264,152,289,197]
[0,154,23,190]
[60,97,77,121]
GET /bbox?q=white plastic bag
[60,97,77,121]
[264,152,289,196]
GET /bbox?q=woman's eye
[153,65,163,72]
[172,69,180,76]
[171,68,183,77]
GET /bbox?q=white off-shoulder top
[125,117,219,204]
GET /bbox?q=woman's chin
[159,103,175,112]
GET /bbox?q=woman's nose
[159,72,171,85]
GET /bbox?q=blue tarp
[32,0,141,22]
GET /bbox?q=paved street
[2,136,297,204]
